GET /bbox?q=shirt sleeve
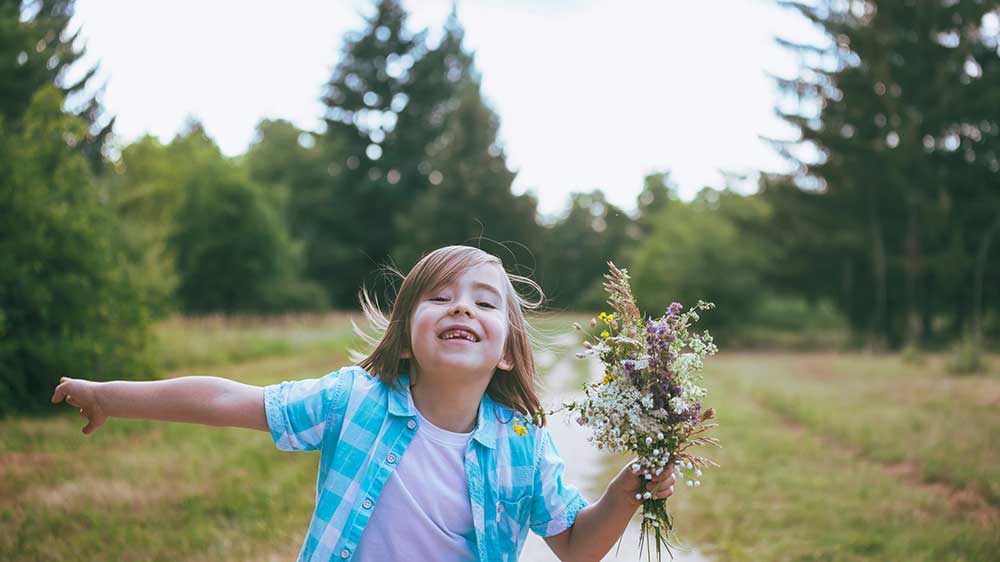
[263,368,353,452]
[529,427,590,537]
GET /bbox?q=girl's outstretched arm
[545,458,676,562]
[50,376,268,435]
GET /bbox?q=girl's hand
[51,377,108,435]
[608,458,676,510]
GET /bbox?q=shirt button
[386,453,397,464]
[362,498,373,510]
[340,549,350,559]
[407,419,417,430]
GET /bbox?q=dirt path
[519,344,710,562]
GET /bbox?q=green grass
[1,348,348,562]
[595,350,1000,562]
[153,312,359,372]
[5,313,998,561]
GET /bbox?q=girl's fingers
[655,485,675,499]
[644,473,676,492]
[51,382,68,404]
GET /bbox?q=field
[2,314,997,561]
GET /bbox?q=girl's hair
[354,245,547,426]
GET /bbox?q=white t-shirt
[353,405,477,561]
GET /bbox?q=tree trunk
[973,212,1000,346]
[866,187,889,352]
[903,195,922,347]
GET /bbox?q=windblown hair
[353,245,547,426]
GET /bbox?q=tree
[103,135,185,317]
[629,188,773,337]
[392,82,542,273]
[538,191,636,309]
[167,123,326,314]
[0,88,152,414]
[315,0,424,306]
[769,0,1000,349]
[244,118,343,281]
[0,0,114,172]
[636,171,680,238]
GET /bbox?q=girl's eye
[430,297,448,302]
[477,302,496,309]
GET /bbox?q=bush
[947,336,985,375]
[0,89,154,415]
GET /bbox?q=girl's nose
[449,301,474,317]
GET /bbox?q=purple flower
[668,302,683,317]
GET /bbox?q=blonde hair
[353,245,547,425]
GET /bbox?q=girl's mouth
[438,328,480,342]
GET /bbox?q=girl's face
[407,262,513,380]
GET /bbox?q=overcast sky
[69,0,822,217]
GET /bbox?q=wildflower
[512,418,528,436]
[553,262,718,561]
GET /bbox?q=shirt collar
[388,373,498,450]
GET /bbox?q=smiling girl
[52,245,675,562]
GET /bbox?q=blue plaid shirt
[263,366,589,562]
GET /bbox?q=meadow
[1,314,997,561]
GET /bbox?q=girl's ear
[401,348,413,359]
[497,356,513,371]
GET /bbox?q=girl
[51,245,676,562]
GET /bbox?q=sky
[69,0,823,217]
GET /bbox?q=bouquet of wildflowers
[546,263,720,560]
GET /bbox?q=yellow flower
[601,330,610,338]
[607,313,615,322]
[598,312,607,321]
[602,373,616,384]
[513,423,528,436]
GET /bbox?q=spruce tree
[316,0,422,306]
[0,0,114,172]
[769,0,1000,348]
[393,82,541,272]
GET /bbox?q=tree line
[2,0,997,413]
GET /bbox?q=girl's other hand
[608,458,676,510]
[51,376,107,434]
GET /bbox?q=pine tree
[314,1,528,306]
[315,0,423,306]
[393,82,541,272]
[0,0,114,172]
[769,0,1000,348]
